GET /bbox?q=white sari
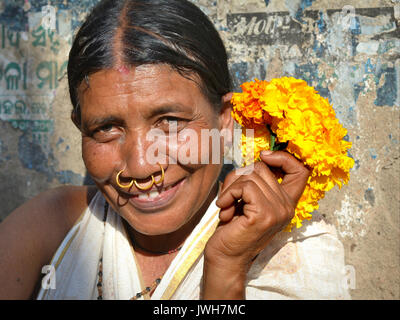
[37,191,351,300]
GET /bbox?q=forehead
[79,64,209,113]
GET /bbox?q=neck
[124,181,219,255]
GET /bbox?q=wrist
[202,258,247,300]
[204,250,251,274]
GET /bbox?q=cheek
[82,139,120,182]
[176,127,224,167]
[148,128,212,168]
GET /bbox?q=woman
[0,0,350,300]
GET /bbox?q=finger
[216,179,264,222]
[260,150,310,204]
[222,162,284,202]
[234,172,295,228]
[217,166,257,222]
[219,167,242,194]
[248,168,296,224]
[250,161,287,201]
[217,178,292,241]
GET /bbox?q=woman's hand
[202,150,310,299]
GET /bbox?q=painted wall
[0,0,398,299]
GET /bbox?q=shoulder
[32,184,98,229]
[0,185,98,299]
[5,185,97,238]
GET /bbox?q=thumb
[259,150,310,204]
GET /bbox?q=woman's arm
[0,185,96,299]
[202,151,310,300]
[202,257,247,299]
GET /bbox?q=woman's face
[78,64,232,236]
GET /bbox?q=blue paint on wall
[375,66,397,107]
[347,149,355,162]
[0,138,11,164]
[30,0,72,10]
[258,62,267,82]
[0,3,28,32]
[347,106,356,125]
[316,11,326,33]
[313,39,326,58]
[354,83,364,102]
[295,0,316,22]
[389,134,399,144]
[350,16,362,35]
[55,170,85,185]
[354,159,360,170]
[378,39,399,54]
[18,131,53,180]
[18,131,84,184]
[294,63,331,101]
[352,60,397,106]
[0,0,102,32]
[365,59,375,74]
[369,148,378,160]
[230,62,249,91]
[364,188,375,206]
[56,137,64,147]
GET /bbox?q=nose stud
[116,163,165,191]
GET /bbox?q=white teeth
[138,193,148,200]
[149,190,160,198]
[136,185,174,200]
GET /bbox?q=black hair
[68,0,232,125]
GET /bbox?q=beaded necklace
[96,201,182,300]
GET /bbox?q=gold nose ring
[116,170,134,189]
[153,163,165,185]
[133,175,155,191]
[116,163,165,191]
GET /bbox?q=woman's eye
[96,123,113,132]
[157,117,186,131]
[90,123,118,141]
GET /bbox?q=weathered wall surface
[0,0,399,299]
[0,0,94,219]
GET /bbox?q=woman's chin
[123,208,192,236]
[115,178,193,235]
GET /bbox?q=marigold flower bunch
[231,77,354,231]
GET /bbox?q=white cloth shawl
[37,191,351,300]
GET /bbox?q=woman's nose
[121,131,166,180]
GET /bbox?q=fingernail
[261,150,273,156]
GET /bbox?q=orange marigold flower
[231,77,354,231]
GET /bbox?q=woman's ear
[219,92,234,148]
[219,92,234,132]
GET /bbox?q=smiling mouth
[118,178,186,211]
